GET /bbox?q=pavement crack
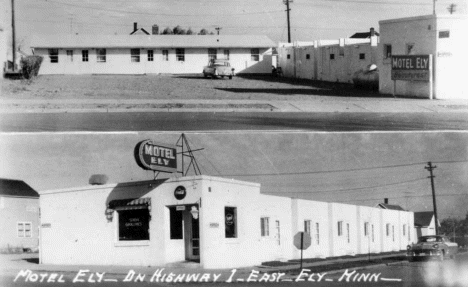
[288,103,303,111]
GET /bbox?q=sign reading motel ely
[391,55,430,81]
[134,140,177,173]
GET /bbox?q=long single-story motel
[30,35,275,75]
[39,140,415,269]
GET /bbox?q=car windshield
[418,236,442,243]
[212,61,229,66]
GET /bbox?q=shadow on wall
[237,55,272,74]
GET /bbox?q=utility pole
[283,0,292,43]
[215,27,222,35]
[11,0,16,71]
[425,162,439,235]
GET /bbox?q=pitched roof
[0,178,39,198]
[30,35,276,49]
[350,31,380,39]
[414,211,434,227]
[130,28,150,35]
[377,203,405,211]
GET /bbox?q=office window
[48,49,58,63]
[162,50,169,61]
[66,50,73,62]
[17,222,32,238]
[97,49,106,62]
[176,48,185,61]
[337,221,343,236]
[386,223,390,236]
[304,220,311,234]
[208,48,217,61]
[82,50,89,62]
[225,207,237,238]
[330,53,335,60]
[223,49,230,60]
[364,222,369,236]
[131,49,140,62]
[251,48,260,61]
[148,50,154,61]
[359,53,366,60]
[169,207,183,239]
[118,208,149,241]
[403,224,406,236]
[372,224,375,242]
[347,223,350,243]
[384,44,392,59]
[315,223,320,245]
[306,54,310,60]
[261,217,269,237]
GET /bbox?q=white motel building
[30,35,275,75]
[40,176,415,269]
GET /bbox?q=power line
[337,193,468,203]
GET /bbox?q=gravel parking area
[1,74,381,101]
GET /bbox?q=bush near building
[20,55,43,80]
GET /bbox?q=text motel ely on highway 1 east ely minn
[39,140,415,269]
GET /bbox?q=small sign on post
[294,232,311,270]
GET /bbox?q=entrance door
[184,206,200,261]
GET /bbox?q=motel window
[347,223,350,243]
[304,220,311,234]
[251,48,260,61]
[97,49,106,63]
[439,30,450,38]
[337,221,343,236]
[372,224,375,242]
[384,44,392,59]
[359,53,366,60]
[224,49,230,60]
[131,49,140,62]
[287,54,291,59]
[66,50,73,62]
[306,54,310,60]
[118,208,150,241]
[162,50,169,61]
[364,222,369,236]
[403,224,406,236]
[17,222,32,238]
[386,223,390,236]
[48,49,58,63]
[169,207,183,240]
[148,50,154,62]
[261,217,270,237]
[176,48,185,62]
[330,53,335,60]
[208,48,217,61]
[315,223,320,245]
[225,207,237,238]
[82,50,89,62]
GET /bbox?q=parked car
[407,235,458,261]
[203,59,235,79]
[352,64,379,90]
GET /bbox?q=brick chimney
[384,198,388,204]
[133,22,138,32]
[370,27,375,37]
[152,24,159,35]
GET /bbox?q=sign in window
[118,209,149,241]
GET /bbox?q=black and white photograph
[1,0,468,286]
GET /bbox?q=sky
[0,131,467,220]
[2,0,467,52]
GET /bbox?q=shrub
[21,55,43,80]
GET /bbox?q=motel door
[183,206,200,261]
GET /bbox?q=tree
[173,25,186,35]
[198,28,208,35]
[209,32,215,35]
[186,28,194,35]
[447,3,457,14]
[162,27,174,35]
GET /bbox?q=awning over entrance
[106,197,151,221]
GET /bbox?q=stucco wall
[34,47,272,75]
[0,196,40,251]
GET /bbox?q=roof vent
[89,174,109,185]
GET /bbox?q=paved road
[2,112,468,132]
